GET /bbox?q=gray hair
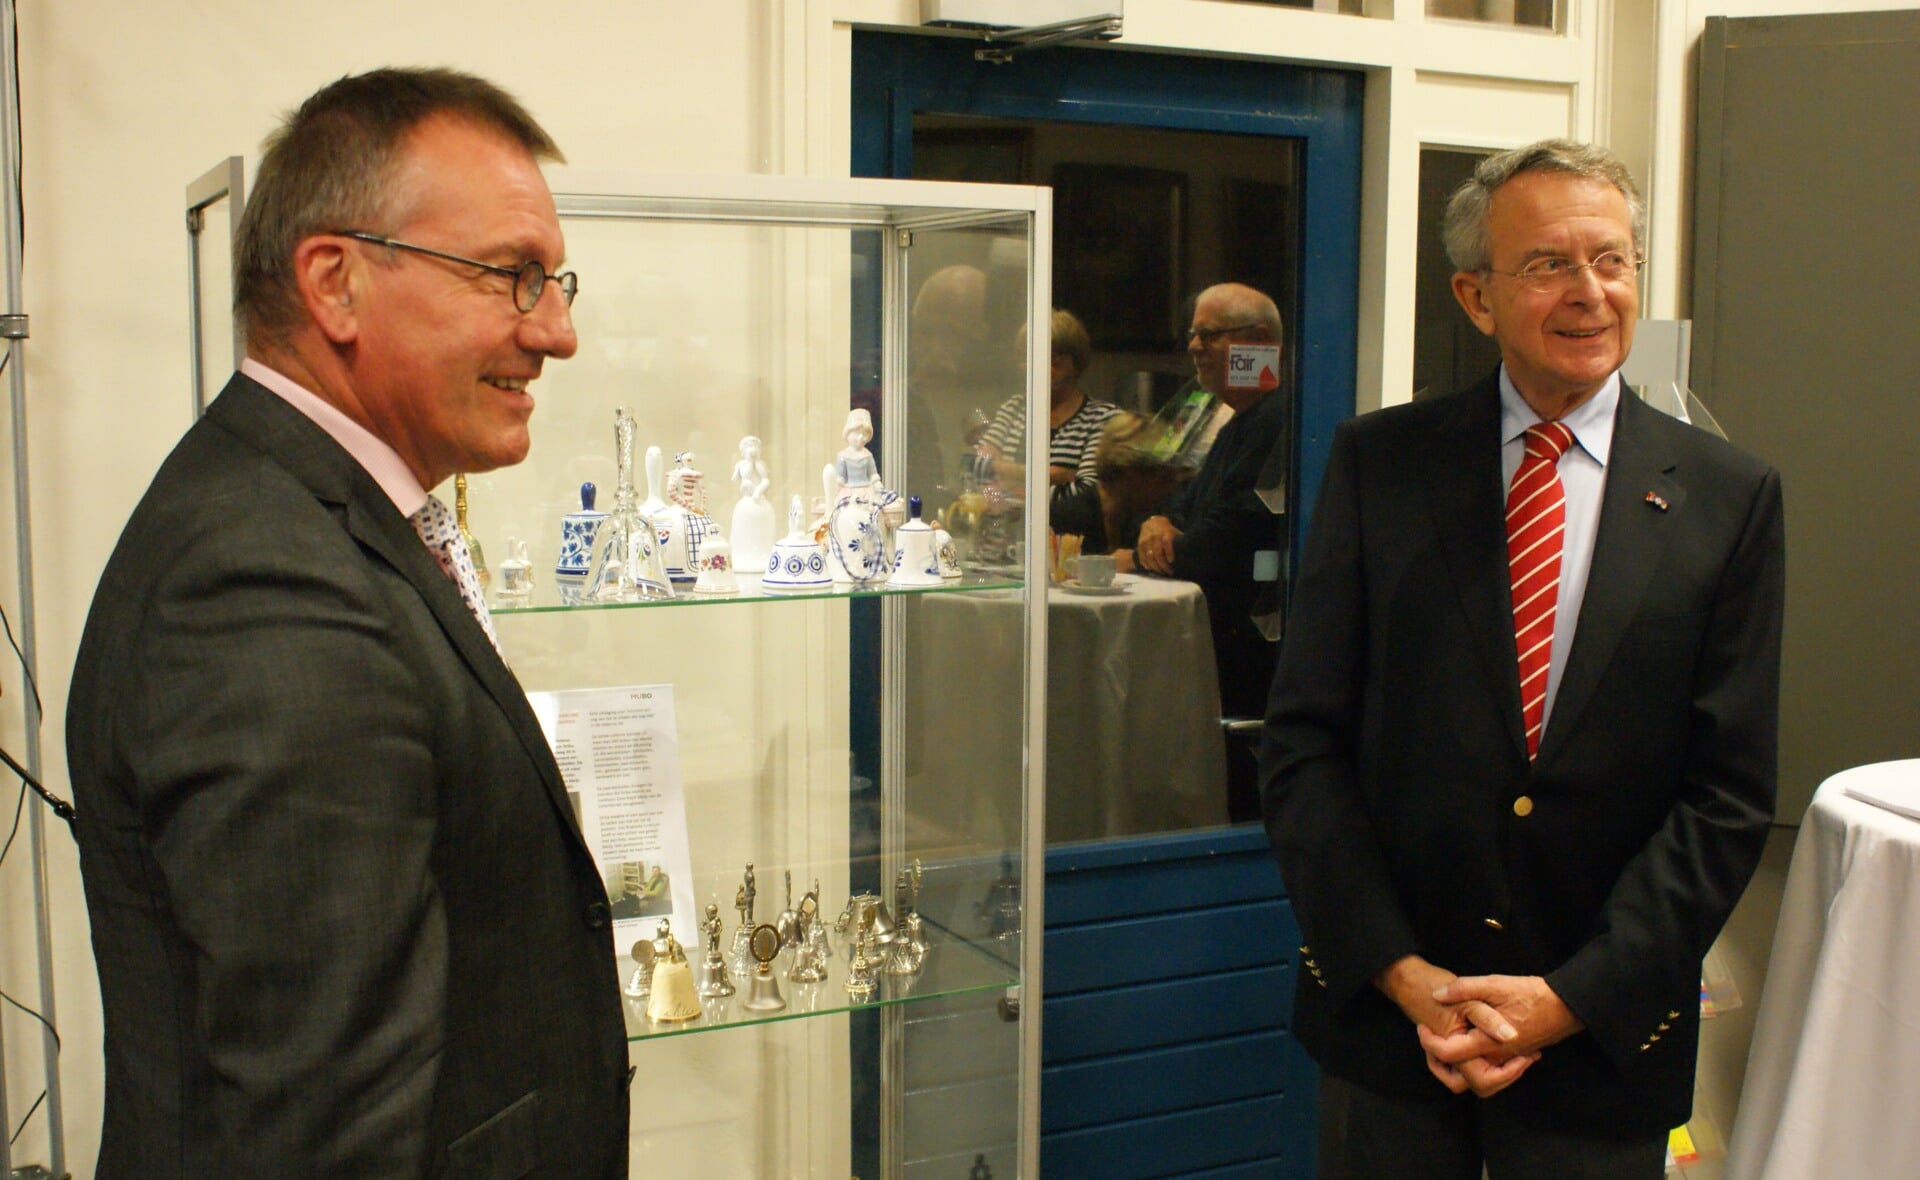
[235,67,563,346]
[1441,139,1645,274]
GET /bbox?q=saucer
[1060,579,1126,596]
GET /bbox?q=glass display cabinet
[474,173,1048,1179]
[186,163,1049,1179]
[503,170,1052,1174]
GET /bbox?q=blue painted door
[853,31,1364,1178]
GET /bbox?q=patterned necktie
[1507,421,1575,760]
[411,493,502,658]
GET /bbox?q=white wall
[5,0,1871,1173]
[6,3,836,1171]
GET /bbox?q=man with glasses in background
[67,68,631,1177]
[1117,281,1287,821]
[1263,140,1784,1177]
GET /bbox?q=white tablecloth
[905,574,1228,847]
[1726,759,1920,1179]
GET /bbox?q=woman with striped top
[971,308,1119,545]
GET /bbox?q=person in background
[970,308,1119,545]
[1091,410,1183,556]
[1117,282,1287,820]
[66,68,630,1177]
[904,263,992,497]
[1262,139,1783,1179]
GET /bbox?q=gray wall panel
[1692,10,1920,821]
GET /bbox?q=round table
[1725,759,1920,1178]
[904,573,1229,848]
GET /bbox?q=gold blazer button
[1512,796,1534,817]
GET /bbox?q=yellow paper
[1668,1124,1699,1165]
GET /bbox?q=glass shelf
[622,926,1019,1042]
[492,570,1024,615]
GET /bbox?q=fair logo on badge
[1226,343,1281,393]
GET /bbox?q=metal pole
[186,201,207,420]
[185,156,245,420]
[1019,188,1052,1180]
[2,0,69,1172]
[878,223,907,1180]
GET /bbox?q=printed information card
[527,684,695,955]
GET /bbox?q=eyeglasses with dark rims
[334,230,579,313]
[1187,322,1261,345]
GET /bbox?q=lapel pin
[1644,492,1669,512]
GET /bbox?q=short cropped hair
[1196,283,1284,352]
[1050,309,1093,379]
[1441,139,1645,274]
[235,67,563,344]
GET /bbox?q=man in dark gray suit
[68,68,629,1177]
[1263,141,1783,1177]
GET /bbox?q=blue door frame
[853,30,1364,1178]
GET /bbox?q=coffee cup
[1069,554,1116,589]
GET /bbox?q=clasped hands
[1375,955,1583,1098]
[1120,515,1182,576]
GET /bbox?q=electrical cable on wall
[9,1091,44,1146]
[2,991,56,1145]
[0,596,69,829]
[1,767,30,864]
[1,0,65,1169]
[0,682,63,1156]
[1,595,68,1156]
[0,743,70,830]
[0,540,46,716]
[0,604,66,1153]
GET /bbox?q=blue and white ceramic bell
[556,482,606,577]
[762,494,833,592]
[886,496,944,588]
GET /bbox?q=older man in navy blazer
[68,69,629,1177]
[1262,140,1783,1178]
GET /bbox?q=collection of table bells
[451,406,992,606]
[435,411,1024,1027]
[625,863,933,1024]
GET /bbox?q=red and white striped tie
[1507,421,1575,760]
